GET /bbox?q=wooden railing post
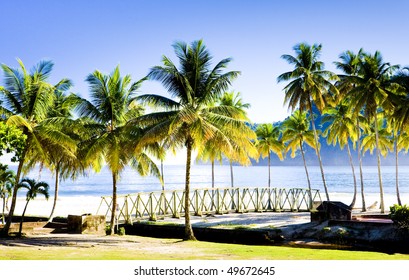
[125,195,131,224]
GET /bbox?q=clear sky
[1,0,409,123]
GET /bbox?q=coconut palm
[390,67,409,205]
[334,49,368,211]
[0,59,74,235]
[73,66,160,235]
[388,118,408,206]
[0,165,15,224]
[17,177,49,236]
[281,110,316,208]
[217,91,255,188]
[136,40,242,240]
[322,102,359,208]
[348,51,401,213]
[196,132,223,189]
[255,123,284,188]
[278,43,339,201]
[21,88,84,222]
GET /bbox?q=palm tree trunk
[267,153,272,210]
[395,134,402,206]
[19,200,30,236]
[300,140,312,209]
[161,160,165,191]
[184,137,196,241]
[48,163,60,222]
[185,137,196,240]
[2,196,5,224]
[308,103,329,201]
[2,145,28,236]
[374,113,385,213]
[357,118,366,212]
[346,143,357,208]
[230,160,234,188]
[211,159,215,211]
[268,153,271,188]
[109,171,118,235]
[211,160,215,189]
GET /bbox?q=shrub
[389,204,409,232]
[118,227,126,236]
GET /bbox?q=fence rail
[96,187,322,224]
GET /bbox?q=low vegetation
[389,204,409,232]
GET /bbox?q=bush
[389,204,409,232]
[118,227,126,236]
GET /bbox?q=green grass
[1,237,408,260]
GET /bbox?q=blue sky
[1,0,409,123]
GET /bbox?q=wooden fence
[97,187,322,224]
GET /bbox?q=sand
[3,191,407,227]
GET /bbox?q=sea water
[13,164,409,197]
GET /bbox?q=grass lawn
[1,236,408,260]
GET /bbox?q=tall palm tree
[334,49,368,211]
[74,66,160,235]
[281,110,316,208]
[217,91,255,188]
[390,67,409,206]
[255,123,284,188]
[278,43,339,201]
[0,164,15,224]
[322,102,358,208]
[136,40,243,240]
[348,51,401,213]
[196,132,223,189]
[22,87,83,222]
[0,59,74,235]
[17,177,49,236]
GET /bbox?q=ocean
[13,164,409,197]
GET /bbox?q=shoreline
[5,191,408,219]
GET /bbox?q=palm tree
[278,43,339,201]
[334,49,368,211]
[388,118,409,207]
[74,66,160,235]
[217,91,255,188]
[322,102,358,208]
[17,177,49,236]
[0,59,74,235]
[0,164,15,224]
[281,110,316,208]
[136,40,243,240]
[22,87,83,222]
[390,67,409,206]
[255,123,284,188]
[348,51,401,213]
[196,133,223,189]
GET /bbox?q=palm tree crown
[255,123,284,188]
[278,42,338,201]
[138,40,244,240]
[347,51,402,213]
[74,66,159,235]
[0,59,73,235]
